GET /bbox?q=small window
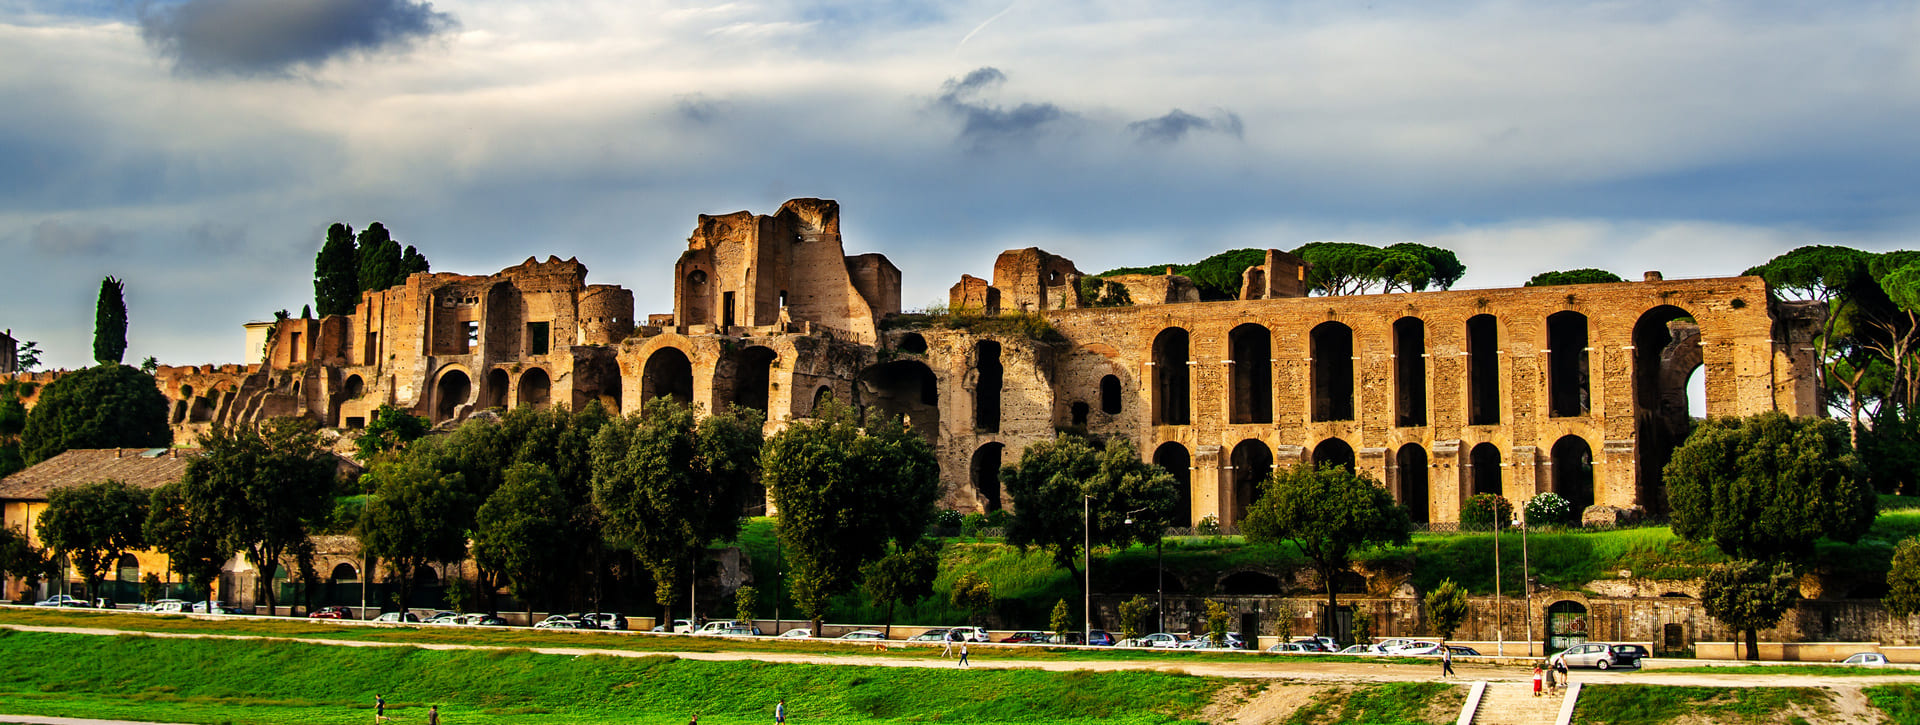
[463,321,479,351]
[527,321,550,356]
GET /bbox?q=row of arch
[429,366,561,423]
[968,435,1597,527]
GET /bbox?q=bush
[934,509,964,528]
[1525,492,1577,528]
[1196,515,1221,535]
[1461,494,1513,530]
[961,513,988,535]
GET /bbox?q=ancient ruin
[46,198,1823,527]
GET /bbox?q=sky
[3,0,1919,371]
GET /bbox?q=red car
[308,606,354,619]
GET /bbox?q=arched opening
[1228,323,1272,424]
[116,553,138,583]
[1547,311,1591,417]
[1219,571,1283,595]
[1229,439,1271,525]
[1547,600,1590,653]
[1313,438,1356,473]
[433,369,471,424]
[1070,402,1089,427]
[414,566,439,588]
[1634,305,1700,517]
[732,346,777,414]
[811,386,834,416]
[1153,442,1193,527]
[1393,317,1427,427]
[1467,314,1501,425]
[1100,375,1122,415]
[971,443,1004,512]
[1310,322,1355,422]
[332,375,365,425]
[485,368,509,409]
[683,269,712,326]
[641,347,695,406]
[974,340,1002,433]
[1470,442,1504,496]
[516,367,552,409]
[574,356,622,413]
[1551,435,1595,513]
[1397,444,1430,524]
[329,563,358,582]
[856,360,941,445]
[897,333,927,354]
[1151,328,1191,425]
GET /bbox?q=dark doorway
[1229,323,1273,424]
[1547,311,1591,417]
[434,369,471,424]
[1152,329,1191,425]
[1393,317,1427,427]
[641,348,695,405]
[1551,435,1595,513]
[1153,443,1193,527]
[1100,375,1122,415]
[1467,314,1501,425]
[1397,444,1430,524]
[1313,438,1356,473]
[1229,439,1272,525]
[733,346,777,414]
[1311,322,1355,421]
[1470,442,1503,496]
[517,367,552,409]
[1633,305,1700,518]
[971,443,1004,512]
[975,341,1002,433]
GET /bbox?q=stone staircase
[1465,681,1571,725]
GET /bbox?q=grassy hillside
[0,629,1225,724]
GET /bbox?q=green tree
[1745,246,1884,446]
[1204,600,1231,647]
[355,405,430,461]
[313,223,361,317]
[361,457,473,611]
[859,541,937,639]
[1525,269,1626,287]
[1424,578,1469,640]
[1288,242,1465,296]
[1460,493,1513,530]
[950,571,995,627]
[18,364,169,465]
[36,479,148,600]
[354,223,428,293]
[734,585,758,624]
[0,381,28,479]
[1666,412,1875,562]
[1116,595,1151,641]
[1074,276,1134,308]
[181,418,337,612]
[14,340,42,372]
[0,526,50,601]
[1099,248,1269,301]
[93,276,127,365]
[143,482,227,605]
[1701,560,1799,660]
[471,463,571,620]
[1523,492,1577,528]
[1884,536,1920,617]
[1350,605,1372,645]
[1273,600,1296,643]
[1050,598,1073,642]
[591,397,764,615]
[1001,434,1178,604]
[762,397,939,634]
[1241,463,1412,638]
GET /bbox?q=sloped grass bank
[1280,682,1462,724]
[1573,685,1831,724]
[1868,684,1920,725]
[0,629,1224,724]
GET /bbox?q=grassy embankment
[0,628,1227,724]
[1869,684,1920,725]
[1573,685,1834,724]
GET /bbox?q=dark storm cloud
[1128,109,1244,144]
[137,0,457,76]
[933,67,1070,153]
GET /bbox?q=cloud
[28,220,129,257]
[1128,109,1245,144]
[185,221,246,254]
[932,67,1071,152]
[675,95,727,125]
[137,0,457,76]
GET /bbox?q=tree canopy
[471,462,573,619]
[361,456,473,610]
[18,364,169,465]
[1099,248,1267,301]
[1241,463,1411,637]
[1701,560,1798,660]
[1423,578,1469,641]
[143,481,227,602]
[180,418,338,612]
[93,276,127,365]
[313,223,361,317]
[1001,434,1179,603]
[860,540,939,637]
[1885,536,1920,618]
[36,479,148,599]
[1524,268,1625,287]
[355,223,430,295]
[761,397,939,631]
[1665,412,1875,563]
[1293,241,1465,296]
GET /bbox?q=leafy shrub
[1525,492,1577,528]
[934,509,965,528]
[1196,515,1221,535]
[961,513,988,535]
[1461,494,1513,530]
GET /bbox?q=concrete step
[1472,681,1566,725]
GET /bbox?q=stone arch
[1070,401,1089,427]
[1470,442,1504,496]
[1547,599,1591,652]
[897,332,927,354]
[1467,314,1502,425]
[332,374,365,425]
[641,346,695,406]
[517,367,552,409]
[974,340,1002,433]
[1547,311,1591,417]
[414,565,439,587]
[1153,442,1193,527]
[1100,375,1122,415]
[1396,443,1430,524]
[115,553,138,583]
[1228,439,1271,526]
[1228,323,1272,424]
[1310,321,1355,422]
[1219,570,1283,595]
[1634,305,1700,517]
[810,385,835,416]
[1151,328,1191,425]
[683,269,712,326]
[1393,317,1427,427]
[573,355,622,413]
[971,443,1005,512]
[856,360,940,445]
[329,563,359,582]
[433,367,473,424]
[484,368,509,409]
[1551,435,1595,512]
[730,346,778,414]
[1312,438,1356,473]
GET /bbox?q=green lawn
[1573,685,1830,724]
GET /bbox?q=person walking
[775,698,787,724]
[957,641,970,667]
[1553,659,1569,693]
[941,629,954,657]
[1440,645,1455,678]
[428,705,439,725]
[1531,663,1543,696]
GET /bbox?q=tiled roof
[0,448,202,502]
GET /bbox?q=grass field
[1573,685,1832,724]
[1868,684,1920,725]
[0,628,1228,724]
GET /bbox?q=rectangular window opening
[527,321,550,356]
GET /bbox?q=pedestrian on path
[428,705,439,725]
[957,642,970,667]
[1544,660,1558,692]
[689,715,699,725]
[1531,663,1543,696]
[775,698,787,724]
[941,629,954,657]
[1553,659,1569,692]
[1439,645,1455,678]
[374,694,386,722]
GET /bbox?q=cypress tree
[312,223,360,317]
[93,276,127,365]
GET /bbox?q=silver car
[1552,642,1637,670]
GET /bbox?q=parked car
[908,628,952,642]
[308,605,354,619]
[1843,652,1890,667]
[145,599,190,614]
[949,626,991,642]
[1372,638,1417,652]
[778,628,813,638]
[422,611,462,625]
[1294,636,1339,652]
[718,625,762,637]
[1337,644,1381,655]
[373,611,421,623]
[1386,640,1443,655]
[839,630,887,640]
[1611,644,1651,662]
[1087,630,1116,647]
[1121,633,1188,648]
[1001,630,1047,644]
[534,617,581,630]
[191,601,230,614]
[1044,632,1086,645]
[1266,642,1321,654]
[1552,642,1640,670]
[1181,632,1247,650]
[92,598,118,610]
[652,619,695,633]
[455,613,508,626]
[1447,645,1483,657]
[694,620,749,635]
[34,595,91,608]
[580,612,628,631]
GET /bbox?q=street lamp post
[1493,511,1504,657]
[1519,508,1533,656]
[1122,506,1157,638]
[1083,494,1092,646]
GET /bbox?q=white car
[145,599,191,614]
[1843,653,1889,667]
[1180,632,1247,650]
[534,618,581,630]
[839,629,886,640]
[373,611,421,624]
[1386,640,1443,655]
[778,628,813,638]
[1337,644,1381,655]
[693,620,748,635]
[1123,633,1188,648]
[949,626,991,642]
[1266,642,1320,654]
